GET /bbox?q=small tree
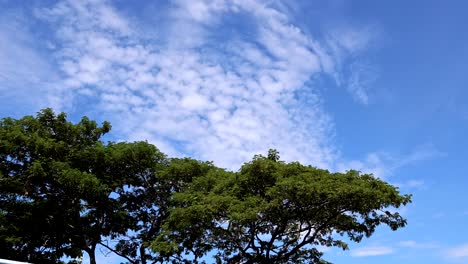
[154,151,411,263]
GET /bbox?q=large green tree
[154,150,411,263]
[0,108,114,263]
[0,109,216,264]
[0,109,163,264]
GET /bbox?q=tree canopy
[153,152,411,263]
[0,109,411,264]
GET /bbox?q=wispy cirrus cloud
[350,245,394,257]
[350,240,441,259]
[398,240,439,249]
[336,144,445,178]
[446,244,468,259]
[397,241,468,262]
[325,25,380,104]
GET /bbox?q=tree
[0,109,216,264]
[102,150,215,264]
[154,151,411,263]
[0,109,114,263]
[0,109,153,264]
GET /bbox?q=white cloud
[447,244,468,258]
[336,151,388,178]
[172,0,229,24]
[325,25,380,104]
[34,0,341,169]
[399,240,439,249]
[346,61,377,104]
[392,144,446,168]
[395,179,425,189]
[336,144,443,178]
[180,93,211,110]
[37,0,131,35]
[328,26,376,55]
[351,245,394,257]
[399,240,418,247]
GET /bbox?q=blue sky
[1,0,468,263]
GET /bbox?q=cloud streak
[325,25,380,104]
[350,245,394,257]
[336,144,444,178]
[447,244,468,259]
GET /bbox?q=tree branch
[98,241,137,264]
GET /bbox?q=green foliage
[0,109,112,263]
[109,151,215,264]
[154,152,411,263]
[0,109,157,264]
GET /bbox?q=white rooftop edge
[0,259,31,264]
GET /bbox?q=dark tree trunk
[89,252,96,264]
[140,245,147,264]
[87,247,97,264]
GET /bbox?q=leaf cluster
[155,154,411,263]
